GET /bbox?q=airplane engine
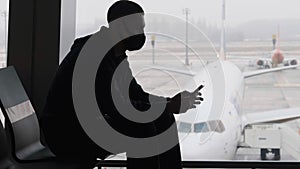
[290,59,298,65]
[257,60,264,66]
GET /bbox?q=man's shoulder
[71,34,93,50]
[71,26,109,50]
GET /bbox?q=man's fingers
[192,89,200,95]
[194,101,201,105]
[198,85,204,91]
[194,96,204,101]
[191,105,196,109]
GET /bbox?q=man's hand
[166,85,204,114]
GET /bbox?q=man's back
[41,35,111,160]
[43,36,90,120]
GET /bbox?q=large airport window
[63,0,300,165]
[0,0,8,68]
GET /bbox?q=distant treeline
[77,17,300,42]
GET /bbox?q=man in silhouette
[41,1,203,169]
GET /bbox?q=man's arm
[129,78,174,112]
[129,78,203,114]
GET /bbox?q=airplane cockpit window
[208,120,225,133]
[194,122,209,133]
[193,120,225,133]
[178,122,192,133]
[0,0,9,68]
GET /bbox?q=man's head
[107,0,146,51]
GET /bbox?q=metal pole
[220,0,226,60]
[152,45,155,64]
[183,8,190,65]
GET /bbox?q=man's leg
[157,143,182,169]
[154,113,182,169]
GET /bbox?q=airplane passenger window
[178,122,192,133]
[0,0,9,68]
[194,122,209,133]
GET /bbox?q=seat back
[0,67,45,160]
[0,111,12,169]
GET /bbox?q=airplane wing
[243,107,300,125]
[243,64,300,78]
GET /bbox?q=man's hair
[107,0,144,23]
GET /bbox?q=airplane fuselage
[272,49,284,67]
[178,60,245,160]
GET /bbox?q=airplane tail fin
[276,24,280,50]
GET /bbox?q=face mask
[125,34,146,51]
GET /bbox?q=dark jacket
[41,29,182,169]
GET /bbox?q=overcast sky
[77,0,300,27]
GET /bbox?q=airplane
[105,59,300,163]
[255,46,298,69]
[255,27,298,69]
[175,58,300,161]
